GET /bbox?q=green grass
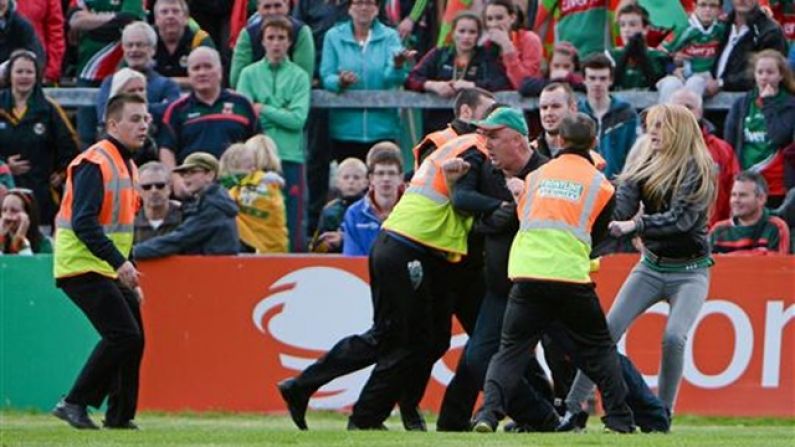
[1,410,793,447]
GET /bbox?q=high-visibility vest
[508,153,614,283]
[412,126,459,170]
[383,133,488,257]
[54,140,139,279]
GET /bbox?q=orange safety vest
[411,126,460,171]
[54,139,139,279]
[508,153,614,283]
[383,133,488,256]
[406,133,488,204]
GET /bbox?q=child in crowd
[481,0,543,89]
[309,157,368,253]
[0,188,52,255]
[219,135,289,253]
[608,4,671,90]
[657,0,726,101]
[519,41,584,96]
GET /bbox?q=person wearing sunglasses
[133,161,182,243]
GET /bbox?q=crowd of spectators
[0,0,794,256]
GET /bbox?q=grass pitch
[1,410,793,447]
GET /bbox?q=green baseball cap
[472,107,529,137]
[173,151,219,175]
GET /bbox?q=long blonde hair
[619,104,715,208]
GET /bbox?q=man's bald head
[668,88,703,121]
[187,47,222,95]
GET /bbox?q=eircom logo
[251,267,465,410]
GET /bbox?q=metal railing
[44,88,742,110]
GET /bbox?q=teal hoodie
[320,20,408,143]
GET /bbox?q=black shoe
[399,407,427,432]
[103,420,139,430]
[52,399,99,430]
[471,413,497,433]
[556,410,588,432]
[277,378,309,430]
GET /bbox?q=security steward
[277,87,497,432]
[472,113,636,434]
[51,94,149,430]
[436,106,560,431]
[346,111,504,430]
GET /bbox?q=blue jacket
[95,67,181,127]
[579,95,639,179]
[341,193,382,256]
[133,183,239,259]
[320,20,408,142]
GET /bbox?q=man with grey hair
[95,21,180,149]
[668,88,739,224]
[152,0,215,87]
[134,161,183,243]
[159,47,260,196]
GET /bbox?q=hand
[548,68,570,80]
[487,28,514,53]
[450,80,476,91]
[135,286,145,304]
[673,51,691,66]
[14,211,29,239]
[506,177,525,201]
[760,83,778,98]
[253,103,264,116]
[319,231,342,249]
[427,81,456,97]
[393,49,417,69]
[484,201,516,230]
[704,78,721,97]
[339,71,358,88]
[7,155,31,175]
[50,171,66,188]
[397,17,415,39]
[441,158,471,183]
[608,220,637,237]
[171,173,189,199]
[117,260,140,289]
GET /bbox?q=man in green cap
[133,152,239,258]
[471,113,636,434]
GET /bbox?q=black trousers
[60,273,144,426]
[437,287,557,431]
[480,280,634,432]
[348,233,449,428]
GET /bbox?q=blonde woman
[219,136,288,253]
[564,104,716,421]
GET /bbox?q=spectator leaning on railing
[0,188,51,254]
[320,0,414,162]
[133,151,240,259]
[133,161,183,244]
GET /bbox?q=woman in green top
[725,49,795,207]
[0,188,52,255]
[563,104,716,420]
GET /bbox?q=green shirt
[237,57,311,163]
[741,91,779,170]
[230,20,315,88]
[73,0,145,81]
[663,16,726,74]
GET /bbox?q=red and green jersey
[770,0,795,44]
[69,0,145,82]
[710,210,791,255]
[663,14,726,74]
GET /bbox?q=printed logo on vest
[537,180,583,202]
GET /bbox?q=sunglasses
[140,182,167,191]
